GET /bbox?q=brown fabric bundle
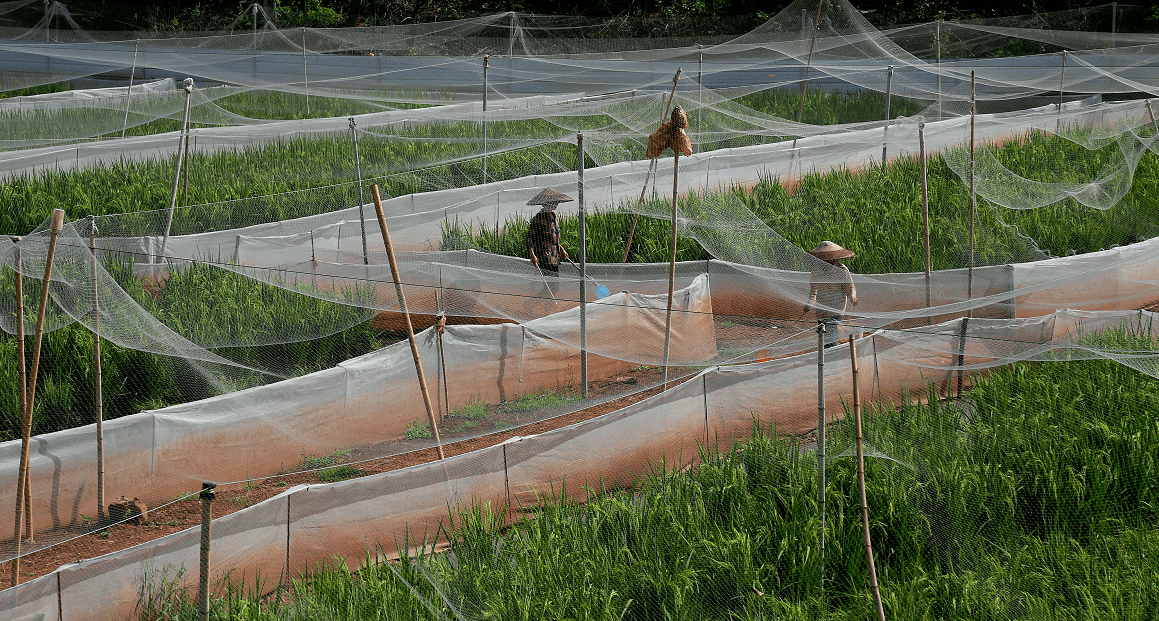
[646,105,693,158]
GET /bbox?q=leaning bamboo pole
[850,338,886,621]
[371,185,445,460]
[11,209,65,586]
[920,121,932,321]
[661,128,683,391]
[957,72,976,397]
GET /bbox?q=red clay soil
[0,365,695,589]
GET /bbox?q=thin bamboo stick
[11,209,65,586]
[920,121,931,322]
[159,78,194,262]
[90,220,105,519]
[371,185,445,460]
[623,68,682,263]
[792,0,825,149]
[10,237,30,575]
[120,39,139,138]
[816,319,827,610]
[958,72,976,397]
[850,338,886,621]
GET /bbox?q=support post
[9,237,30,588]
[1058,51,1067,116]
[661,135,681,390]
[850,338,886,621]
[919,121,931,320]
[697,46,703,150]
[881,66,893,166]
[251,3,258,81]
[816,319,827,609]
[578,133,588,398]
[483,55,489,185]
[301,27,310,116]
[350,118,368,265]
[90,219,105,519]
[1111,2,1117,56]
[372,185,445,459]
[197,482,215,621]
[792,0,825,148]
[11,209,64,586]
[159,78,194,263]
[120,39,139,138]
[935,20,941,119]
[959,72,976,397]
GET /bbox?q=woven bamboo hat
[526,187,574,210]
[808,240,855,261]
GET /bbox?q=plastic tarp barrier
[1013,237,1159,316]
[0,571,58,621]
[288,444,508,575]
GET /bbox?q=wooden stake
[850,338,886,621]
[197,482,215,621]
[919,121,932,322]
[435,291,450,420]
[623,68,682,263]
[661,138,682,391]
[90,221,105,518]
[371,185,445,460]
[12,209,64,586]
[816,319,827,608]
[9,237,31,587]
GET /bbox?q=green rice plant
[404,420,432,439]
[448,395,489,420]
[496,387,580,413]
[318,465,364,482]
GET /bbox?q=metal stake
[697,46,704,151]
[816,319,827,610]
[198,482,216,621]
[302,27,310,115]
[351,118,368,265]
[919,121,931,320]
[372,185,445,460]
[881,66,893,166]
[958,72,976,398]
[90,219,105,518]
[120,39,139,138]
[578,133,588,398]
[483,55,489,185]
[159,78,194,262]
[11,209,64,586]
[850,338,885,621]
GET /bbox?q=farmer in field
[807,241,858,347]
[525,187,573,277]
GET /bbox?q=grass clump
[448,396,489,420]
[404,420,433,439]
[496,388,580,413]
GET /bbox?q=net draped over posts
[4,1,1159,617]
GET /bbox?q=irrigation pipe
[623,68,682,263]
[850,338,886,621]
[372,184,446,460]
[11,209,64,586]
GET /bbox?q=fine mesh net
[3,1,1159,618]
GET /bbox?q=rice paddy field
[136,355,1159,620]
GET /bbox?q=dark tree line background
[2,0,1153,36]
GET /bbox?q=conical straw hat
[526,187,574,208]
[808,240,855,261]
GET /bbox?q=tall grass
[148,356,1159,619]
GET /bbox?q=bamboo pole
[301,27,310,116]
[850,338,886,621]
[197,482,215,621]
[483,55,489,185]
[958,72,976,398]
[10,237,31,574]
[881,66,893,166]
[90,220,105,519]
[182,80,195,203]
[623,68,682,263]
[159,78,194,262]
[935,20,941,119]
[919,121,931,321]
[120,39,139,138]
[435,291,450,419]
[371,185,445,459]
[792,0,825,149]
[11,208,65,586]
[661,131,682,391]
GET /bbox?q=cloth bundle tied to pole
[622,68,682,263]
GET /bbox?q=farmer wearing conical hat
[807,241,858,346]
[524,187,573,277]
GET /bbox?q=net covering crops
[5,1,1159,618]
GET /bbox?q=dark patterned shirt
[525,210,561,268]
